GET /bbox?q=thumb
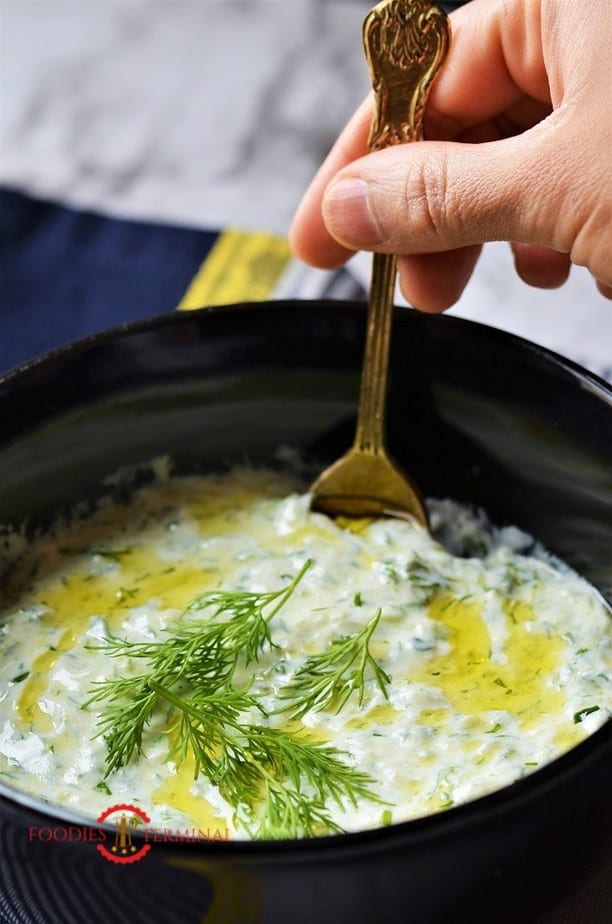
[321,125,571,256]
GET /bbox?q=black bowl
[0,301,610,924]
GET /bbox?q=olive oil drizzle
[416,594,566,723]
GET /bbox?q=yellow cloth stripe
[178,228,292,310]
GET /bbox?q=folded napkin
[0,187,363,375]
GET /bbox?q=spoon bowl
[309,444,427,522]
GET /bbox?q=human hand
[289,0,612,311]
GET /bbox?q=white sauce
[0,465,610,838]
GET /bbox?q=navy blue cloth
[0,187,218,374]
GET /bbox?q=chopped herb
[380,809,393,826]
[381,555,449,602]
[10,671,29,683]
[405,555,449,603]
[115,586,138,603]
[94,781,112,795]
[353,592,363,607]
[412,638,435,651]
[573,705,600,724]
[494,678,508,689]
[576,648,589,655]
[500,559,540,594]
[524,762,538,767]
[382,562,400,585]
[485,723,502,734]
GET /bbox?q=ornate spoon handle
[354,0,450,455]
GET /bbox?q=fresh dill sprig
[83,560,312,775]
[151,680,383,838]
[84,559,388,838]
[182,558,313,665]
[277,609,391,719]
[84,674,159,774]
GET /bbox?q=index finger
[289,0,549,268]
[289,95,373,269]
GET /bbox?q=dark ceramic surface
[0,301,610,923]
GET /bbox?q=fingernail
[323,177,383,246]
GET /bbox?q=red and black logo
[96,804,151,864]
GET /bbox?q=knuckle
[558,155,612,281]
[401,155,453,246]
[571,204,612,284]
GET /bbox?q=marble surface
[1,0,610,379]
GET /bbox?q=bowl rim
[0,298,610,402]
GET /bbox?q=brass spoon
[310,0,450,526]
